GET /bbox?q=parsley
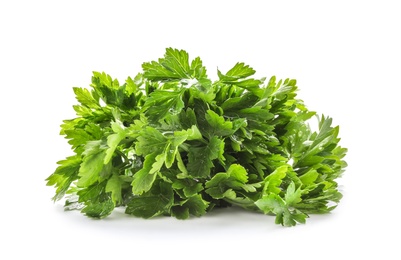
[46,48,347,226]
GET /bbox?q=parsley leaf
[126,181,174,218]
[187,136,224,178]
[77,141,107,187]
[143,90,185,123]
[46,155,81,201]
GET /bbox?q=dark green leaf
[187,136,224,178]
[203,110,234,138]
[81,199,114,219]
[126,181,173,218]
[182,195,209,217]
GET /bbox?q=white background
[1,0,400,259]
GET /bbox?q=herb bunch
[46,48,347,226]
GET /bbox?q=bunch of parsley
[46,48,347,226]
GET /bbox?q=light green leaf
[104,121,126,164]
[77,149,106,187]
[106,174,123,204]
[218,62,256,80]
[165,131,188,168]
[73,87,99,109]
[284,182,303,206]
[46,155,81,201]
[205,173,229,189]
[150,153,166,174]
[142,61,178,80]
[299,169,319,185]
[131,153,159,195]
[162,48,190,78]
[255,193,308,226]
[190,56,207,79]
[263,165,287,195]
[227,164,248,183]
[142,48,192,80]
[186,125,203,140]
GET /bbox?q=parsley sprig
[46,48,347,226]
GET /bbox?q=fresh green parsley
[46,48,347,226]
